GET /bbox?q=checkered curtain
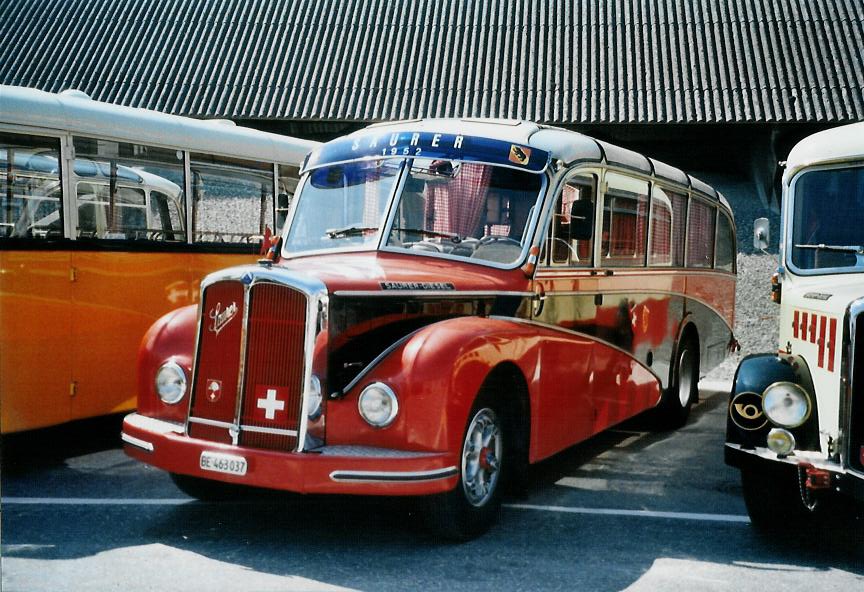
[425,163,491,237]
[686,200,715,267]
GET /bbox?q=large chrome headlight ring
[358,383,399,428]
[155,361,188,405]
[762,381,811,428]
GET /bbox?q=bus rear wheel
[654,337,699,430]
[428,393,505,541]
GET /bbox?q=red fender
[137,304,197,423]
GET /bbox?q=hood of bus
[783,272,864,318]
[271,250,531,294]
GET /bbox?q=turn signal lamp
[521,245,541,277]
[770,271,782,303]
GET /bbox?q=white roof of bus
[358,118,731,211]
[0,85,318,165]
[785,122,864,179]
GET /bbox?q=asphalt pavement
[2,384,862,592]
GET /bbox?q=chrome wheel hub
[461,407,502,507]
[678,349,693,407]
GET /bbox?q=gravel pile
[704,252,780,383]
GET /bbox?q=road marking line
[2,497,192,505]
[505,503,750,523]
[3,497,750,524]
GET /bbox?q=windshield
[790,165,864,272]
[283,157,544,265]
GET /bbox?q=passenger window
[715,210,735,272]
[602,173,649,267]
[191,154,274,244]
[543,175,596,267]
[649,186,687,267]
[0,132,63,239]
[72,137,186,242]
[276,164,300,231]
[686,198,716,268]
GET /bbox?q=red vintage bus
[122,119,736,539]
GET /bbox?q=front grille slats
[240,283,306,451]
[188,279,308,452]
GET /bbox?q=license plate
[199,451,247,476]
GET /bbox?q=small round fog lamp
[155,361,187,405]
[762,382,811,428]
[766,428,796,457]
[358,383,399,428]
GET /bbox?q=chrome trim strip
[188,416,234,429]
[121,432,154,453]
[332,290,532,298]
[126,413,184,434]
[845,298,864,471]
[231,282,253,445]
[329,466,459,483]
[531,288,735,334]
[240,424,299,437]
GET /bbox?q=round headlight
[358,383,399,428]
[155,361,187,405]
[762,382,811,428]
[307,375,323,420]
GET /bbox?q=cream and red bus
[122,119,736,538]
[726,121,864,528]
[0,85,318,433]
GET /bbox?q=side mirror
[753,217,770,251]
[569,200,594,240]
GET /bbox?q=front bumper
[725,443,864,503]
[122,413,459,496]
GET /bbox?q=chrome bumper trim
[329,466,458,483]
[121,432,155,453]
[240,424,298,437]
[125,413,184,434]
[725,442,845,473]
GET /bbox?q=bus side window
[715,210,735,272]
[542,175,596,267]
[191,154,275,244]
[686,198,716,268]
[0,132,63,240]
[649,185,687,267]
[277,164,300,231]
[602,173,649,267]
[72,137,186,242]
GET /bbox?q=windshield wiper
[391,226,463,242]
[325,225,379,239]
[795,243,864,253]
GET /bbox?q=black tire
[427,392,506,541]
[170,473,243,501]
[653,336,699,430]
[741,464,819,532]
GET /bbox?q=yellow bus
[0,85,318,433]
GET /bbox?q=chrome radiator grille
[187,280,308,451]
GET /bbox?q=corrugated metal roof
[1,0,862,123]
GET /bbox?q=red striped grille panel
[239,283,307,451]
[188,280,245,442]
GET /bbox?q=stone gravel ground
[704,252,780,384]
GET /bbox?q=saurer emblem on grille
[208,301,238,336]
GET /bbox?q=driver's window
[542,174,596,267]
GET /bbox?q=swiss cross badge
[206,379,222,403]
[254,385,288,421]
